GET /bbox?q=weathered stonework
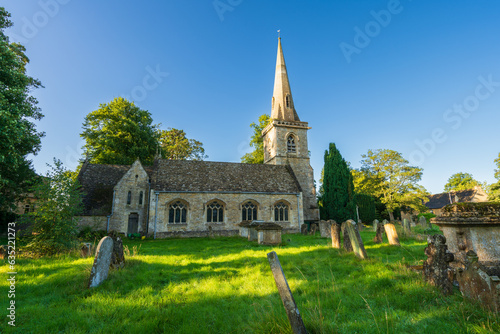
[423,235,455,295]
[256,223,283,245]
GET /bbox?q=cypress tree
[322,143,356,222]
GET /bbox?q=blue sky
[5,0,500,194]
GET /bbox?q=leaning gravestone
[373,222,384,244]
[341,221,353,252]
[345,220,368,259]
[383,220,400,246]
[88,236,114,288]
[331,221,341,249]
[423,234,454,295]
[419,216,428,229]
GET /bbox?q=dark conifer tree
[321,143,356,222]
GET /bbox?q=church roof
[425,188,484,209]
[151,159,302,193]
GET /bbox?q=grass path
[1,231,498,333]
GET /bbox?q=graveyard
[1,227,499,334]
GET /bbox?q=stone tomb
[88,236,114,288]
[256,223,283,245]
[247,221,264,241]
[345,220,368,259]
[237,220,252,238]
[383,220,400,246]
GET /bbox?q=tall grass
[1,231,498,333]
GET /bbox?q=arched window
[139,191,143,205]
[285,94,290,108]
[274,201,289,222]
[169,201,187,224]
[207,201,224,223]
[287,135,296,153]
[127,191,132,205]
[241,201,258,221]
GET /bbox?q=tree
[81,97,159,165]
[319,143,356,222]
[0,7,44,212]
[159,128,207,160]
[241,114,271,164]
[490,153,500,202]
[443,172,480,192]
[359,149,428,221]
[20,159,83,256]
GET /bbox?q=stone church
[77,38,320,238]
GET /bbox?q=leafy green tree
[320,143,356,222]
[359,149,428,221]
[81,97,159,165]
[443,172,480,192]
[20,159,83,256]
[0,7,44,212]
[241,114,271,164]
[159,128,207,160]
[490,153,500,202]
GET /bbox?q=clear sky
[5,0,500,194]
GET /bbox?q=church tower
[262,38,320,222]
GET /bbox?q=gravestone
[345,220,368,259]
[331,222,341,249]
[403,219,411,235]
[309,224,318,236]
[418,216,428,229]
[108,231,125,269]
[80,243,92,258]
[357,220,364,231]
[341,221,353,252]
[373,222,384,244]
[383,220,400,246]
[88,236,114,288]
[457,251,500,312]
[248,221,260,241]
[300,224,308,235]
[423,234,455,295]
[267,251,307,334]
[319,220,332,238]
[373,219,379,232]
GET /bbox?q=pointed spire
[271,38,300,122]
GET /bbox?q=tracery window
[241,201,257,221]
[207,201,224,223]
[274,201,289,222]
[169,201,187,224]
[127,191,132,205]
[287,135,296,153]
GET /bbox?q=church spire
[271,38,300,122]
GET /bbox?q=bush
[77,227,107,241]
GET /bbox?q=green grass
[1,231,499,333]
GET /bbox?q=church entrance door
[127,213,139,235]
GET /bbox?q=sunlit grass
[1,232,498,333]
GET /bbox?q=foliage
[241,114,271,164]
[1,235,499,333]
[81,97,159,165]
[443,172,480,192]
[417,212,436,223]
[320,143,356,222]
[158,128,207,160]
[357,149,429,220]
[356,193,376,224]
[19,159,83,256]
[0,7,44,211]
[490,153,500,202]
[77,226,106,242]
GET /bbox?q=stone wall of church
[108,160,150,234]
[76,216,108,230]
[147,192,302,238]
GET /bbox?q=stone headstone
[419,216,428,229]
[373,219,379,232]
[80,243,92,258]
[331,222,341,249]
[300,224,308,235]
[108,231,125,269]
[319,220,332,238]
[345,220,368,259]
[88,236,114,288]
[357,221,364,231]
[309,223,318,236]
[403,219,411,235]
[383,220,400,246]
[373,222,384,244]
[423,234,455,295]
[341,221,353,252]
[457,251,500,312]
